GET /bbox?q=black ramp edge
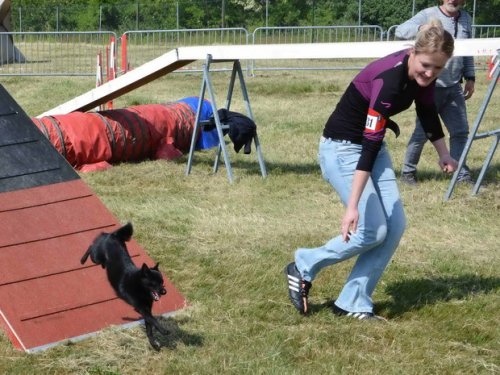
[0,84,79,193]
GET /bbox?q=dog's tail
[80,246,92,265]
[113,222,133,242]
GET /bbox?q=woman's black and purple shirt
[323,48,445,172]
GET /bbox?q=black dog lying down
[80,223,168,350]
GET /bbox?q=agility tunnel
[0,84,187,352]
[32,97,218,172]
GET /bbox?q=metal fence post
[176,1,179,30]
[136,2,139,30]
[18,7,22,32]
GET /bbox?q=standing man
[397,0,475,185]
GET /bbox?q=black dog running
[81,223,168,350]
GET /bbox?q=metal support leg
[444,51,499,201]
[186,56,267,182]
[472,133,499,195]
[213,142,222,173]
[185,72,207,177]
[185,54,234,183]
[227,60,267,178]
[204,60,234,183]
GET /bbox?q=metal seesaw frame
[444,49,500,201]
[185,54,267,183]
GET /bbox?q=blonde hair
[414,19,454,57]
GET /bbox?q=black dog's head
[141,263,167,301]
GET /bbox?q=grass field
[1,65,499,374]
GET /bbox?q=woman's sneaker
[331,303,386,321]
[284,262,312,315]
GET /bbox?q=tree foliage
[10,0,500,33]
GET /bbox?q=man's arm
[462,12,475,99]
[395,10,429,40]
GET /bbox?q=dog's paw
[150,339,161,351]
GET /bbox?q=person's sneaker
[284,262,312,315]
[456,173,475,185]
[400,172,417,186]
[331,303,387,321]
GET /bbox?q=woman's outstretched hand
[438,154,458,173]
[341,206,358,243]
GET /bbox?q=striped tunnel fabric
[33,99,208,172]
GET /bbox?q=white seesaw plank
[39,39,500,117]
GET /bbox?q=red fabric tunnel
[32,102,196,172]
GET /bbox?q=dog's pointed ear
[141,263,150,274]
[152,263,160,271]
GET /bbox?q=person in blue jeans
[396,0,475,185]
[285,20,458,320]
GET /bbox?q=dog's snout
[160,288,167,295]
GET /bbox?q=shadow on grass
[178,155,319,176]
[184,147,500,180]
[394,162,500,187]
[141,316,204,350]
[302,274,499,318]
[263,160,319,175]
[379,274,500,318]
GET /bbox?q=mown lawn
[1,65,499,374]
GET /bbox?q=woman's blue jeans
[295,137,406,313]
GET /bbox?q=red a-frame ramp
[0,85,186,352]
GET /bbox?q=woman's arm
[431,137,458,173]
[342,170,370,242]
